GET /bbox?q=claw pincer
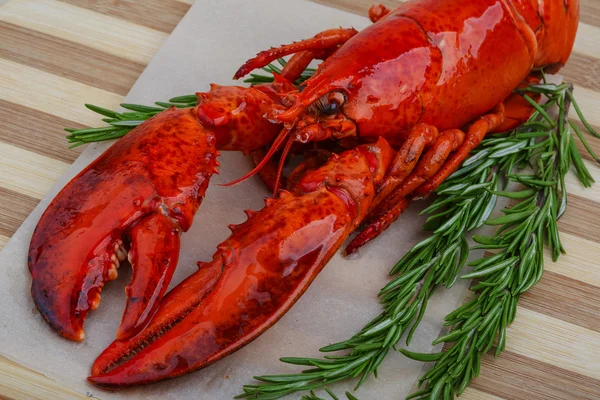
[28,108,218,341]
[88,138,394,387]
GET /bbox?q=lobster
[28,0,579,388]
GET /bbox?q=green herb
[236,81,598,399]
[65,58,308,147]
[299,388,358,400]
[402,82,597,400]
[64,96,196,148]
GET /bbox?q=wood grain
[0,141,69,199]
[473,351,600,400]
[0,21,145,95]
[519,270,600,332]
[0,187,39,240]
[558,194,600,242]
[0,0,168,65]
[60,0,191,33]
[543,232,600,286]
[0,100,83,163]
[0,58,122,126]
[0,0,599,399]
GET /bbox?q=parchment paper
[0,1,478,398]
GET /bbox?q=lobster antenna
[221,126,293,187]
[272,133,296,196]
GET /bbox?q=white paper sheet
[0,1,477,398]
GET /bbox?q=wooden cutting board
[1,0,599,399]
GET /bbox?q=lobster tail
[534,0,579,71]
[508,0,579,72]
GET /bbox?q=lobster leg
[368,123,439,214]
[346,108,505,254]
[88,138,395,387]
[415,106,505,197]
[493,76,542,133]
[369,4,392,23]
[345,129,466,255]
[280,49,335,82]
[234,28,358,79]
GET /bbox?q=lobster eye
[318,91,346,115]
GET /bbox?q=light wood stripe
[473,350,600,400]
[60,0,191,33]
[559,193,600,242]
[564,159,600,202]
[0,235,8,252]
[0,100,83,164]
[571,85,600,128]
[0,21,145,96]
[506,308,600,379]
[573,23,600,61]
[0,0,168,65]
[572,123,600,165]
[544,232,600,287]
[0,59,122,126]
[520,270,600,332]
[0,142,69,200]
[561,52,600,92]
[0,187,39,240]
[0,356,90,400]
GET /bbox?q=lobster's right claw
[89,138,395,387]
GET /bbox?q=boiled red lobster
[28,0,578,387]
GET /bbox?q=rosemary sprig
[65,59,308,147]
[402,83,597,400]
[65,97,196,147]
[299,388,359,400]
[237,81,598,399]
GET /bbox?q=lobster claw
[28,108,218,341]
[88,138,395,387]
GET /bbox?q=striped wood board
[0,0,599,399]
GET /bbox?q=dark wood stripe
[581,0,600,27]
[0,100,83,164]
[519,270,600,333]
[559,193,600,242]
[0,187,39,239]
[0,21,144,96]
[59,0,191,33]
[473,351,600,400]
[562,52,600,93]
